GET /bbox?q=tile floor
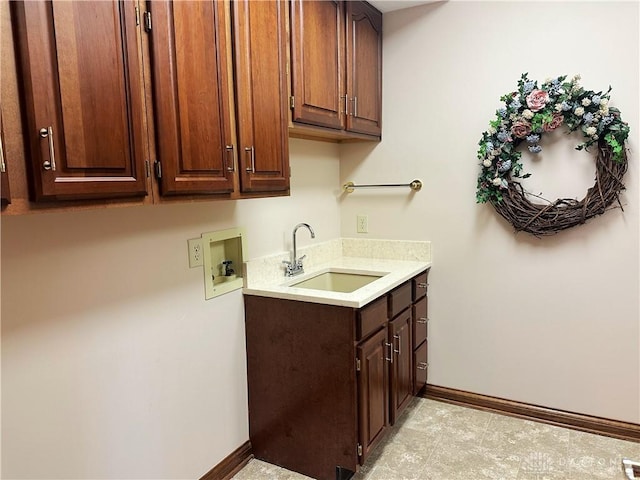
[233,398,640,480]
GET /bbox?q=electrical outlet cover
[357,214,368,233]
[188,238,204,268]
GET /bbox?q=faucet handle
[297,254,306,263]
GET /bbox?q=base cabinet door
[14,0,148,201]
[414,339,428,395]
[357,327,389,464]
[389,308,413,424]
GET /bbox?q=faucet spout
[292,223,315,264]
[284,223,315,277]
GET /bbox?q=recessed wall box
[202,227,247,300]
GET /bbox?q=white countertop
[242,238,431,308]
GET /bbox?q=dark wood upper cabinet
[290,0,345,130]
[233,0,290,193]
[289,0,382,141]
[147,0,289,197]
[148,1,235,196]
[0,108,10,204]
[345,1,382,137]
[13,1,148,201]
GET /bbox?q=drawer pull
[385,342,393,363]
[416,317,428,324]
[417,362,428,370]
[417,282,428,289]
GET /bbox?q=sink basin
[290,270,385,293]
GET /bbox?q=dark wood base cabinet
[244,269,429,480]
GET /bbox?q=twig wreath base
[490,141,627,236]
[476,73,630,237]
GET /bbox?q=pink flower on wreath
[543,113,564,132]
[511,119,532,139]
[526,89,549,112]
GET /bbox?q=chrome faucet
[283,223,315,277]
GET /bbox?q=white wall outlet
[187,238,204,268]
[356,214,368,233]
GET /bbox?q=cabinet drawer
[358,296,388,341]
[413,339,428,395]
[412,270,429,301]
[388,282,411,319]
[412,296,428,349]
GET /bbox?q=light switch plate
[187,238,204,268]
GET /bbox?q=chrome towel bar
[343,179,422,194]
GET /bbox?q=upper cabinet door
[233,0,290,194]
[148,1,235,196]
[346,1,382,137]
[0,107,10,204]
[290,0,345,130]
[13,1,147,201]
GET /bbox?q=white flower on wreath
[483,159,492,168]
[488,126,497,134]
[522,109,534,120]
[600,98,609,107]
[585,126,597,136]
[581,98,592,106]
[492,177,502,187]
[600,106,609,116]
[574,106,585,116]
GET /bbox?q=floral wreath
[476,73,629,236]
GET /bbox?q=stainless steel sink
[289,270,385,293]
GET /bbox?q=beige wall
[1,138,341,479]
[340,1,639,423]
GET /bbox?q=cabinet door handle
[418,282,428,289]
[352,96,358,117]
[0,130,5,173]
[384,342,393,363]
[39,126,56,171]
[416,317,428,324]
[417,362,428,370]
[393,334,401,355]
[244,146,255,173]
[340,94,348,116]
[225,145,235,172]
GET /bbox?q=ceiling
[368,1,434,13]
